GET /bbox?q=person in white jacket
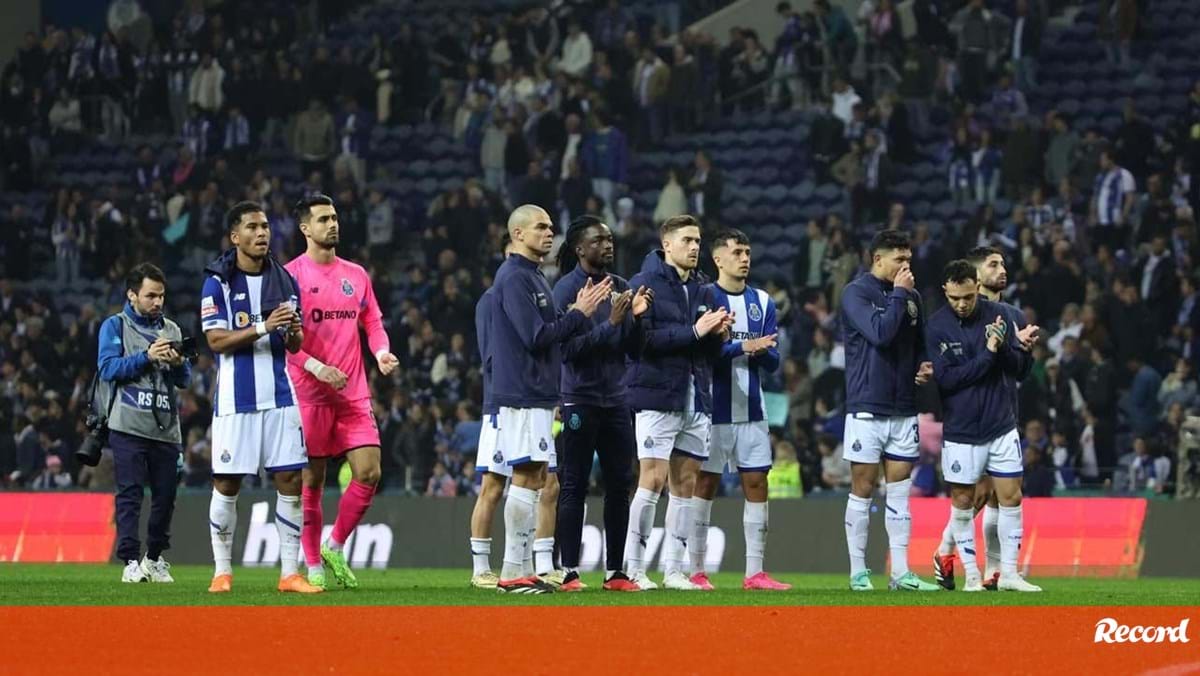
[188,54,225,114]
[558,20,593,77]
[653,166,688,223]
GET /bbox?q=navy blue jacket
[995,300,1027,416]
[625,251,722,414]
[841,272,927,417]
[926,298,1033,444]
[474,288,498,415]
[552,265,641,408]
[491,254,590,409]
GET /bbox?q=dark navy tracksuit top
[491,254,591,410]
[840,272,927,417]
[552,264,641,408]
[926,298,1034,445]
[474,288,498,416]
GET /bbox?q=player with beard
[933,246,1039,590]
[284,194,400,590]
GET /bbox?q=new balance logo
[1093,618,1191,643]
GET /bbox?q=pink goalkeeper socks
[301,486,323,567]
[330,480,376,546]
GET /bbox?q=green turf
[0,565,1196,606]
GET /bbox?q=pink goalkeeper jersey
[285,254,389,406]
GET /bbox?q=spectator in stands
[51,202,81,289]
[687,149,724,226]
[1159,357,1198,413]
[815,0,857,76]
[972,128,1002,205]
[46,88,82,152]
[1121,436,1170,493]
[1099,0,1138,70]
[1044,112,1079,189]
[668,44,699,134]
[293,98,335,181]
[817,434,850,490]
[653,166,688,223]
[1115,100,1155,185]
[558,20,593,78]
[581,109,629,212]
[32,453,73,490]
[990,73,1029,131]
[1121,353,1163,437]
[425,460,456,497]
[1009,0,1043,91]
[830,76,861,126]
[634,46,670,148]
[187,52,223,115]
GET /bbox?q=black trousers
[555,404,635,571]
[111,430,181,562]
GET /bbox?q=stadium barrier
[2,493,1196,577]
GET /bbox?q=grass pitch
[1,565,1195,606]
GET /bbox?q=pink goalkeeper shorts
[299,399,381,458]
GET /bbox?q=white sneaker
[662,570,701,590]
[629,571,659,591]
[962,577,985,592]
[140,556,174,583]
[121,560,148,583]
[998,574,1042,592]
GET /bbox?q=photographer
[92,263,192,583]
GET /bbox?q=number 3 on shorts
[912,424,919,445]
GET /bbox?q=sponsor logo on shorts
[220,450,231,463]
[951,460,961,473]
[748,303,762,321]
[1093,618,1191,643]
[568,413,581,430]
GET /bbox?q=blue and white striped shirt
[708,284,781,425]
[200,272,298,415]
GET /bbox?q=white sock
[209,489,237,577]
[275,493,302,578]
[937,512,956,556]
[663,494,692,575]
[533,538,555,576]
[522,490,540,577]
[998,504,1023,576]
[982,504,1001,575]
[844,494,870,576]
[950,506,979,580]
[885,479,912,578]
[624,487,659,575]
[689,497,714,573]
[744,501,768,578]
[470,537,492,576]
[501,486,537,581]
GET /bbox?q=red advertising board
[907,497,1147,577]
[0,493,115,563]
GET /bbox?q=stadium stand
[0,0,1196,500]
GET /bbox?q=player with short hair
[468,237,567,588]
[933,246,1038,590]
[840,229,939,591]
[691,229,790,591]
[553,216,652,592]
[201,201,320,594]
[284,194,399,590]
[927,260,1042,592]
[491,204,610,593]
[622,214,732,591]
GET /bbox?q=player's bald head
[507,204,549,237]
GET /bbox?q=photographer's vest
[97,313,183,445]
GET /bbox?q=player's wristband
[304,358,326,376]
[255,322,267,336]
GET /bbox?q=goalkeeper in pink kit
[285,194,399,590]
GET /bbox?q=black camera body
[76,412,110,467]
[170,336,198,361]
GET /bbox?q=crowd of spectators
[0,0,1196,500]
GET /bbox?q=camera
[169,336,198,361]
[75,412,110,467]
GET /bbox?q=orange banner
[908,497,1147,577]
[0,493,115,563]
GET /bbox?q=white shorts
[635,410,711,461]
[497,407,557,469]
[702,421,772,474]
[842,412,920,464]
[941,428,1023,484]
[211,406,307,475]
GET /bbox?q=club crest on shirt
[533,292,548,308]
[568,412,581,430]
[220,449,231,463]
[341,278,354,296]
[906,299,919,320]
[748,303,762,322]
